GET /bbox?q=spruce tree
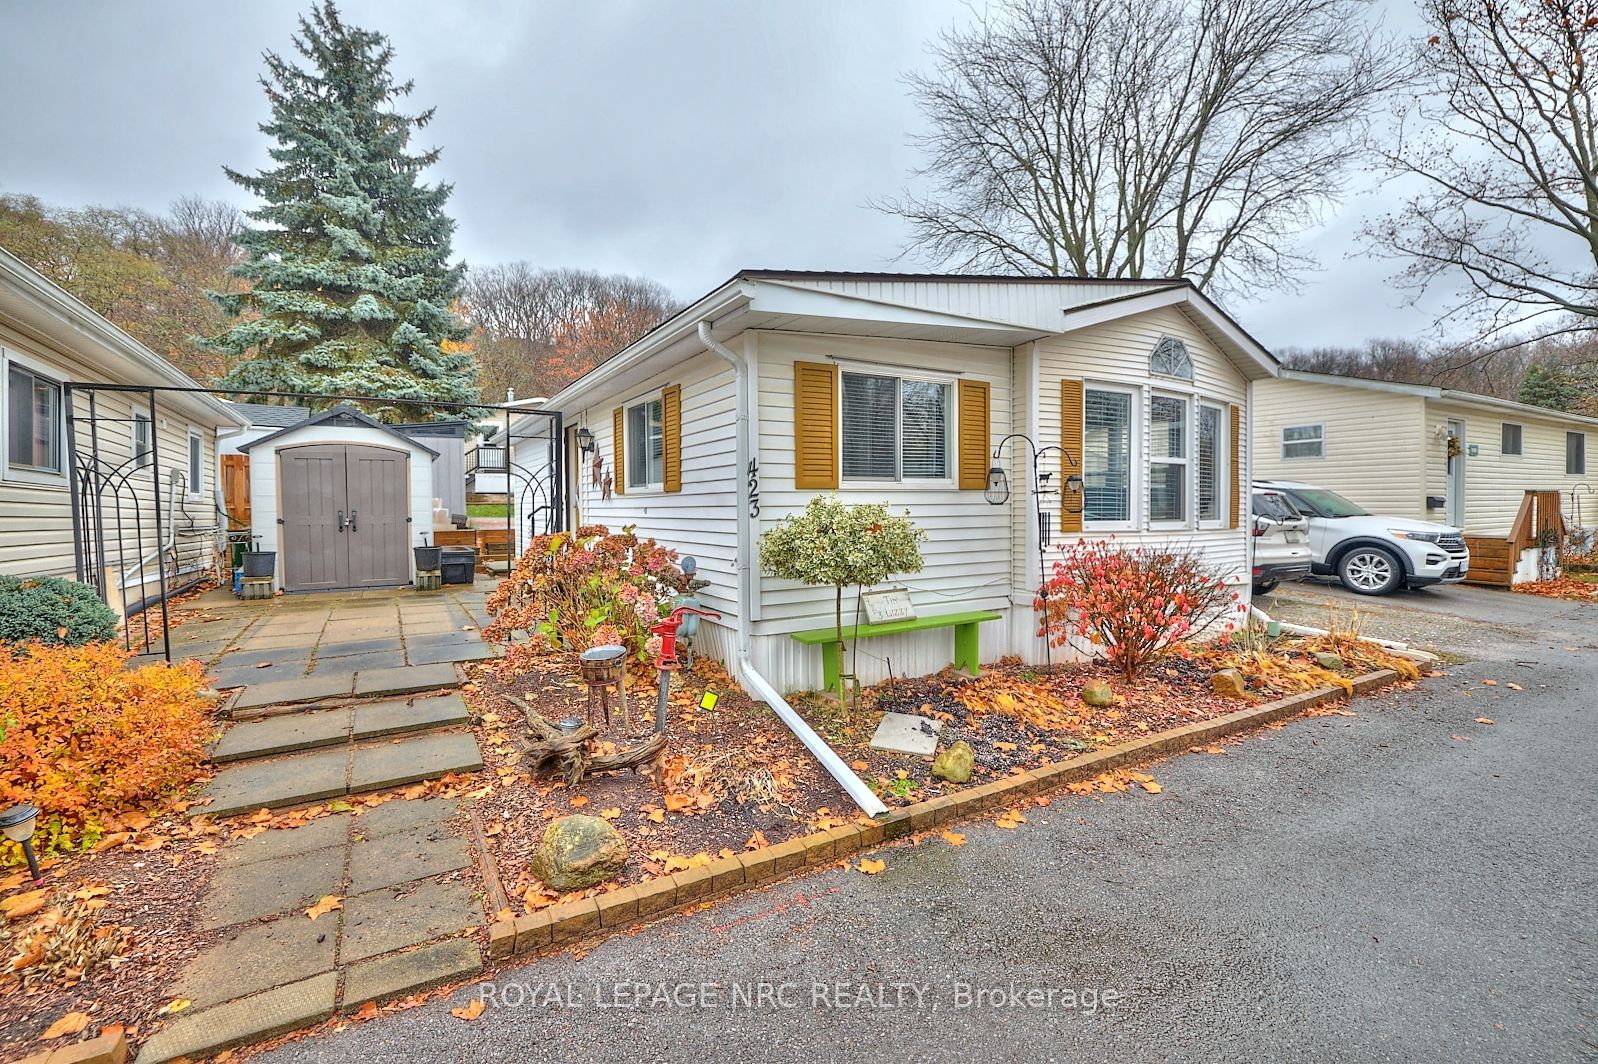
[201,2,479,419]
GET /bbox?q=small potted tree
[760,496,925,704]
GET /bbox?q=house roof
[501,270,1279,440]
[1278,369,1598,428]
[226,401,312,428]
[238,404,439,456]
[0,248,250,428]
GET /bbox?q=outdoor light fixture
[983,465,1011,505]
[1065,474,1084,495]
[576,427,596,454]
[0,803,43,886]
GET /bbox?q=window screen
[900,380,948,479]
[188,433,203,493]
[841,372,899,479]
[8,364,62,473]
[1501,423,1523,456]
[1569,432,1587,475]
[1083,389,1132,522]
[1282,424,1323,459]
[1197,404,1222,522]
[627,398,663,487]
[1149,395,1188,523]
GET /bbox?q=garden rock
[1080,680,1116,708]
[1313,652,1345,671]
[931,740,974,784]
[530,814,628,890]
[1210,669,1248,699]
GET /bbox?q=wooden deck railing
[1463,490,1565,587]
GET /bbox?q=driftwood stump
[503,694,667,788]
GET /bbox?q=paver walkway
[138,798,485,1063]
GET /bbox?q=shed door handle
[337,510,347,532]
[349,509,358,533]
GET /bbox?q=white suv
[1253,480,1470,595]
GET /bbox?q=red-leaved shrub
[1035,538,1245,681]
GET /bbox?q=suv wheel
[1338,547,1403,595]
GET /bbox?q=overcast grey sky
[0,0,1448,352]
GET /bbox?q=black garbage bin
[440,547,476,585]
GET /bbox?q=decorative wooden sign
[862,587,915,624]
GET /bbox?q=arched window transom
[1150,337,1193,380]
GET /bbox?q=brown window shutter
[612,406,625,496]
[662,384,682,493]
[1229,404,1242,528]
[1059,379,1084,534]
[793,361,839,490]
[957,379,991,490]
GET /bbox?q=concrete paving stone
[217,646,316,669]
[400,621,469,638]
[199,844,346,929]
[171,639,233,663]
[407,641,498,666]
[352,797,459,840]
[170,913,337,1007]
[211,661,310,691]
[219,814,351,868]
[341,878,483,962]
[211,708,354,762]
[231,672,356,711]
[352,662,460,698]
[317,637,405,657]
[311,649,407,674]
[346,821,470,895]
[348,731,482,793]
[138,972,337,1064]
[870,711,943,756]
[404,628,489,649]
[351,695,468,740]
[202,746,351,818]
[341,938,482,1009]
[254,618,328,637]
[237,630,323,652]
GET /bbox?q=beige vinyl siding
[1426,399,1595,537]
[754,330,1014,635]
[1035,305,1252,583]
[768,277,1165,330]
[1252,378,1428,519]
[0,317,223,593]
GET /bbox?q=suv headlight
[1389,529,1441,543]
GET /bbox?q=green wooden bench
[790,609,1001,692]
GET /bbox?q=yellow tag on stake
[698,690,720,712]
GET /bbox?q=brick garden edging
[487,669,1402,962]
[12,1030,127,1064]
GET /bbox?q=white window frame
[624,391,665,493]
[1281,423,1324,460]
[2,348,68,487]
[132,411,153,470]
[1080,382,1141,532]
[1196,400,1228,529]
[836,363,956,487]
[186,429,204,497]
[1148,391,1191,528]
[1500,422,1523,457]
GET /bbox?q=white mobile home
[0,248,248,615]
[1253,370,1595,583]
[507,271,1279,694]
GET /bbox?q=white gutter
[695,319,888,818]
[1248,604,1429,657]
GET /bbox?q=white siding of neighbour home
[1424,400,1596,537]
[752,330,1016,690]
[246,423,434,590]
[0,318,224,606]
[513,347,743,623]
[1252,378,1428,519]
[768,277,1166,331]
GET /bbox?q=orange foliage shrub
[0,641,214,863]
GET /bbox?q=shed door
[279,444,410,592]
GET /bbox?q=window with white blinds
[1197,403,1223,523]
[1149,394,1188,523]
[841,371,949,481]
[627,397,664,487]
[1083,388,1132,523]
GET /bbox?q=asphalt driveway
[256,589,1598,1064]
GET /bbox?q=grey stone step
[136,972,337,1064]
[227,662,462,717]
[341,939,482,1009]
[210,694,468,763]
[198,729,483,818]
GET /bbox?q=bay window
[841,370,949,481]
[1149,394,1188,523]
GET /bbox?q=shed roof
[238,404,439,456]
[226,401,312,428]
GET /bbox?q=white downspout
[696,320,888,818]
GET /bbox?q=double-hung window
[1196,402,1225,524]
[840,370,950,481]
[1149,394,1189,524]
[132,413,153,469]
[1569,432,1587,476]
[7,361,63,477]
[1501,423,1523,456]
[1082,387,1134,525]
[626,396,664,489]
[187,431,204,496]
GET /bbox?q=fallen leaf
[857,857,886,875]
[744,830,769,851]
[599,807,622,820]
[255,661,273,669]
[1,890,47,921]
[940,831,967,846]
[568,796,589,808]
[352,1001,380,1021]
[1474,717,1495,725]
[1505,682,1522,691]
[1481,678,1498,686]
[306,895,343,921]
[1140,780,1163,794]
[42,1011,91,1039]
[850,760,868,771]
[450,998,486,1021]
[160,999,192,1015]
[1450,734,1472,742]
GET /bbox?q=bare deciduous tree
[462,264,675,399]
[1369,0,1597,349]
[877,0,1400,298]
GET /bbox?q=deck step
[211,695,470,763]
[198,730,484,818]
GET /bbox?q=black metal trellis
[63,383,563,662]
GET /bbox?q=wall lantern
[0,803,43,886]
[983,465,1011,505]
[576,427,596,454]
[1064,474,1084,495]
